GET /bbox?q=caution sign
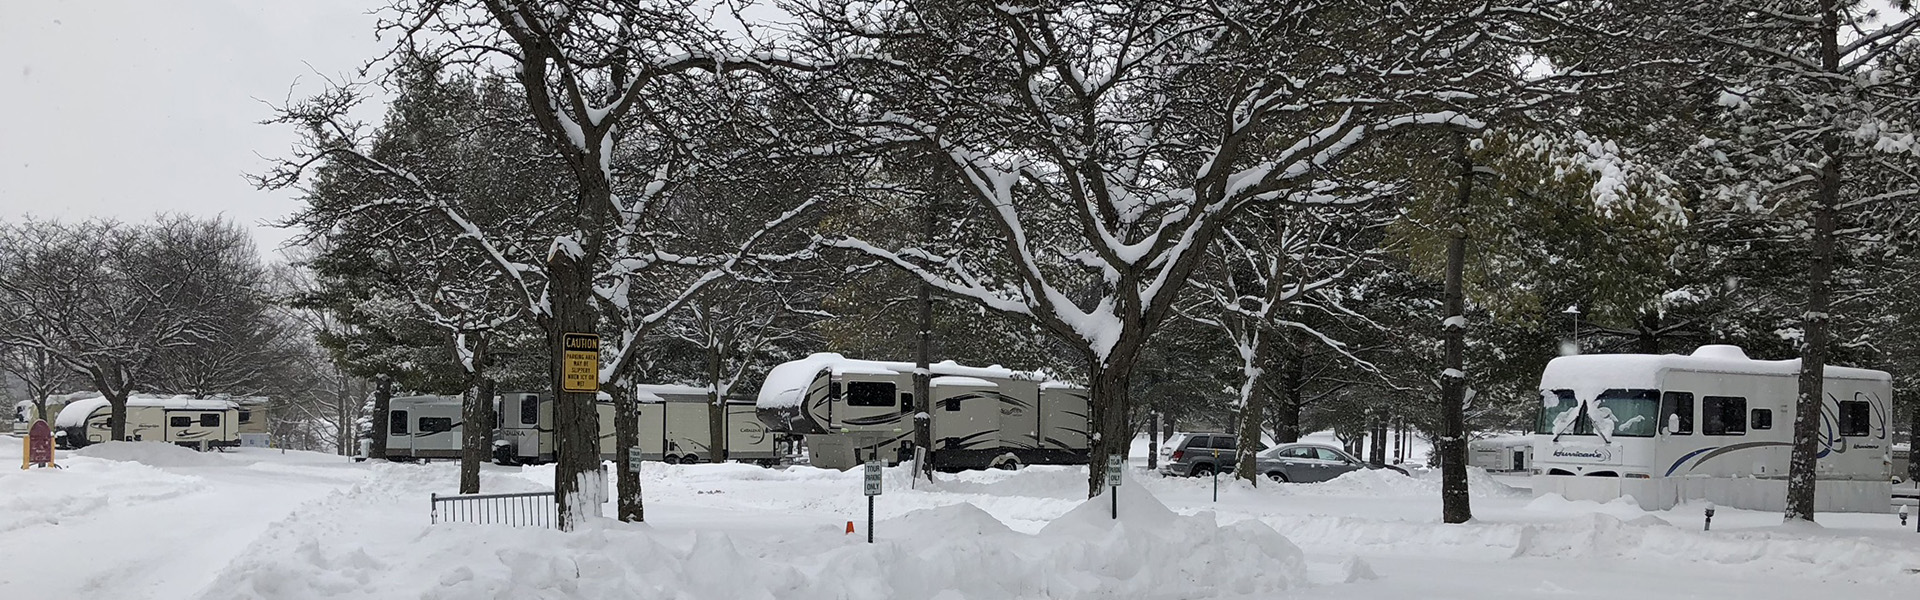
[562,333,600,393]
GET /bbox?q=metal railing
[430,491,557,528]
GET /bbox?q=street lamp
[1562,305,1581,356]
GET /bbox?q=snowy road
[3,435,1918,599]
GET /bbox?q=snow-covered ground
[3,433,1917,599]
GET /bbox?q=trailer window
[1660,392,1693,435]
[171,416,192,427]
[1702,396,1746,435]
[391,410,410,434]
[944,397,961,411]
[238,410,252,424]
[900,393,914,414]
[1751,408,1772,430]
[521,395,539,425]
[846,382,896,407]
[1838,401,1871,437]
[201,413,220,427]
[419,417,454,434]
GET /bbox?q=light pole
[1562,305,1581,356]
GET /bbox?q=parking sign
[864,462,883,496]
[1105,455,1124,487]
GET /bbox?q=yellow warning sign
[562,333,600,393]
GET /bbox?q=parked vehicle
[756,353,1091,471]
[491,388,778,466]
[1532,344,1894,512]
[1159,433,1254,477]
[54,395,240,451]
[382,395,465,460]
[1255,443,1407,482]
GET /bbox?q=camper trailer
[55,395,241,451]
[755,353,1092,471]
[233,396,273,448]
[490,388,778,466]
[1468,436,1533,472]
[378,395,465,460]
[1532,345,1894,512]
[13,395,75,435]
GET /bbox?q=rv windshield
[1536,389,1659,438]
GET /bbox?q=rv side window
[944,398,961,411]
[1702,396,1746,435]
[1751,408,1772,430]
[419,417,454,434]
[1660,392,1693,435]
[239,410,252,424]
[900,393,914,414]
[170,416,192,427]
[201,413,221,427]
[845,382,896,407]
[521,396,539,425]
[1838,401,1871,437]
[391,411,410,434]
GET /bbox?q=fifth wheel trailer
[491,388,777,466]
[54,395,241,451]
[755,353,1092,471]
[1532,345,1894,512]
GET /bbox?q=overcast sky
[0,1,384,256]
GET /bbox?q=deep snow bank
[75,441,229,467]
[0,448,207,534]
[201,464,1309,599]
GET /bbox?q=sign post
[1106,454,1123,519]
[627,447,644,474]
[22,420,56,470]
[1211,448,1220,502]
[863,461,882,543]
[561,333,601,393]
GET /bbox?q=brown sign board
[26,420,54,468]
[562,333,601,393]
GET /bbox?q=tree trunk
[459,375,495,494]
[1908,400,1920,483]
[1146,412,1160,470]
[1234,359,1274,485]
[707,343,725,464]
[614,381,643,522]
[914,196,935,479]
[335,367,351,456]
[549,251,604,530]
[1085,363,1135,497]
[1786,3,1843,524]
[1274,344,1304,443]
[370,374,392,460]
[1636,312,1661,354]
[1439,133,1475,525]
[1368,412,1388,467]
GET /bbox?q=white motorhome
[1532,345,1894,512]
[755,353,1092,471]
[55,395,241,451]
[491,388,777,466]
[379,395,465,460]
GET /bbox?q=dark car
[1254,442,1407,482]
[1159,433,1262,477]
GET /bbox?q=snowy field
[3,434,1918,599]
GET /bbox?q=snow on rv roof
[756,353,1051,409]
[1541,344,1890,402]
[634,384,711,403]
[930,376,997,388]
[54,395,238,427]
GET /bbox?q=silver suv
[1254,442,1408,482]
[1159,433,1255,477]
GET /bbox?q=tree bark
[549,251,604,530]
[1636,312,1661,354]
[370,374,392,460]
[1146,412,1160,470]
[914,262,933,478]
[1785,2,1844,525]
[459,375,496,494]
[707,342,726,464]
[1439,133,1475,525]
[1085,363,1135,497]
[1368,412,1388,467]
[1908,400,1920,483]
[614,381,643,522]
[1274,342,1304,443]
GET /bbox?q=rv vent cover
[1690,345,1750,361]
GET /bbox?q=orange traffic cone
[845,521,856,535]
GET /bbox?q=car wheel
[1267,471,1288,483]
[1191,464,1214,477]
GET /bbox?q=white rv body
[491,387,777,466]
[1532,345,1894,512]
[755,353,1092,471]
[381,395,465,460]
[13,394,79,435]
[1468,435,1533,472]
[54,395,241,451]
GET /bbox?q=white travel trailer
[55,395,241,451]
[1468,435,1533,472]
[13,394,78,435]
[490,388,777,466]
[379,395,465,460]
[755,353,1092,471]
[1532,345,1894,512]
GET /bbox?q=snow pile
[75,441,229,467]
[0,451,207,535]
[203,465,1308,599]
[1511,512,1920,582]
[1282,467,1526,499]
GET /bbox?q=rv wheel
[992,457,1021,471]
[664,454,680,465]
[682,455,699,464]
